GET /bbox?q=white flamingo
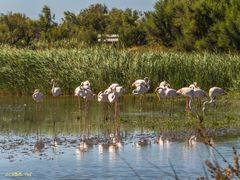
[132,77,150,95]
[177,87,194,110]
[108,86,124,103]
[32,89,44,102]
[155,87,177,101]
[203,87,225,112]
[159,81,170,89]
[51,79,61,97]
[132,77,149,88]
[98,83,124,103]
[75,80,95,116]
[98,91,109,102]
[80,80,91,90]
[189,82,207,107]
[98,83,124,120]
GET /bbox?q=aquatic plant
[193,112,240,179]
[0,46,240,95]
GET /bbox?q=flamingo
[75,81,95,118]
[176,87,194,110]
[189,82,207,106]
[132,77,150,95]
[98,83,124,120]
[132,77,149,87]
[155,86,177,101]
[108,86,124,103]
[80,80,91,90]
[189,82,199,89]
[98,91,109,102]
[159,81,170,89]
[98,83,124,103]
[51,79,61,97]
[32,89,44,102]
[132,77,150,111]
[203,87,225,112]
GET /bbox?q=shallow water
[0,95,240,179]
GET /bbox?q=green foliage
[0,46,240,95]
[0,13,35,46]
[145,0,240,51]
[1,1,240,50]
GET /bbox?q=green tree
[0,13,35,46]
[119,9,146,47]
[217,0,240,50]
[145,0,185,47]
[38,5,57,41]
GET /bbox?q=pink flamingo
[203,87,225,112]
[176,87,194,110]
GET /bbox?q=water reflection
[0,95,240,178]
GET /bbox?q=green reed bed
[0,46,240,95]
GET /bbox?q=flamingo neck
[202,98,213,113]
[52,82,55,90]
[189,97,192,110]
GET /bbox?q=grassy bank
[0,46,240,95]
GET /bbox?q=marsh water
[0,95,240,179]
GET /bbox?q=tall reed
[0,46,240,95]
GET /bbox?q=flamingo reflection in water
[98,133,123,155]
[32,89,45,155]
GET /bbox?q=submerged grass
[0,46,240,95]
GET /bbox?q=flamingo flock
[32,77,225,113]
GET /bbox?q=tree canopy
[0,1,240,51]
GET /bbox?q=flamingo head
[144,77,149,83]
[97,91,103,101]
[193,82,198,87]
[176,89,182,94]
[34,89,40,93]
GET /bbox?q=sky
[0,0,157,22]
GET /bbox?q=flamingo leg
[157,93,161,102]
[139,94,143,112]
[185,97,189,111]
[114,101,118,121]
[77,96,81,120]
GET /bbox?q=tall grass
[0,46,240,95]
